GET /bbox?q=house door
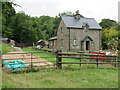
[81,41,84,51]
[86,41,90,50]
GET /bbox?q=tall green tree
[99,19,118,29]
[10,12,39,44]
[2,1,16,38]
[101,27,118,50]
[38,16,56,40]
[99,18,119,50]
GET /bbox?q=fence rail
[56,51,119,69]
[1,51,119,72]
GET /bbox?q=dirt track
[2,51,53,67]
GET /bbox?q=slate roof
[62,16,102,30]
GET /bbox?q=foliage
[8,12,61,44]
[59,11,84,17]
[2,1,61,44]
[59,11,74,16]
[38,16,57,40]
[99,19,118,29]
[101,27,118,50]
[9,12,39,44]
[2,1,16,38]
[99,19,119,50]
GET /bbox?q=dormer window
[75,15,81,19]
[82,23,89,30]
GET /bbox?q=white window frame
[73,38,77,46]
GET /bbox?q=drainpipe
[68,28,70,51]
[99,30,101,50]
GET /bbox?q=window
[82,23,89,31]
[73,38,77,46]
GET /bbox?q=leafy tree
[99,18,119,50]
[101,27,118,50]
[59,11,84,18]
[59,11,74,16]
[9,12,39,44]
[99,19,118,29]
[53,16,61,30]
[2,1,16,38]
[38,16,56,40]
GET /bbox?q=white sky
[13,0,120,23]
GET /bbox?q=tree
[99,19,118,29]
[59,11,74,16]
[10,12,39,44]
[38,16,56,40]
[53,16,61,30]
[99,18,119,50]
[2,1,16,38]
[101,27,118,50]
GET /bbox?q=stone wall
[57,20,69,52]
[69,28,101,51]
[57,20,101,52]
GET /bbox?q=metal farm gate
[1,51,57,73]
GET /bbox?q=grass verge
[1,43,16,54]
[2,47,118,88]
[2,68,118,88]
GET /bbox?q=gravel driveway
[2,47,53,67]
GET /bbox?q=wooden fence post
[56,51,62,69]
[96,55,98,67]
[0,51,3,67]
[118,56,120,70]
[114,56,118,68]
[31,53,33,69]
[79,54,82,67]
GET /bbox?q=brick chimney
[75,10,80,15]
[75,10,81,19]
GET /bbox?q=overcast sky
[13,0,120,23]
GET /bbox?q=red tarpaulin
[89,51,109,61]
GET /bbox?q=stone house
[56,11,102,52]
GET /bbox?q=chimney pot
[75,10,81,19]
[76,10,79,15]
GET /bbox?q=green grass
[22,48,86,63]
[0,43,16,54]
[22,48,117,68]
[2,68,118,88]
[22,48,56,62]
[2,47,118,88]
